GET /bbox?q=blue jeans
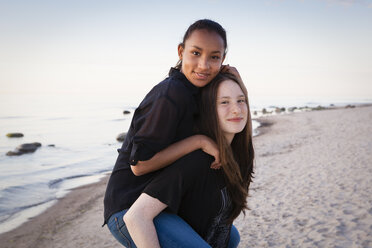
[107,209,240,248]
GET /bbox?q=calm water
[0,93,135,233]
[0,93,369,234]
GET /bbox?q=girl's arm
[124,193,167,248]
[131,134,220,176]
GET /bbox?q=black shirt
[144,150,232,248]
[104,68,199,224]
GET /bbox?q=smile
[227,117,244,122]
[194,72,209,80]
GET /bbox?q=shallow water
[0,94,135,233]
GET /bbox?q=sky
[0,0,371,105]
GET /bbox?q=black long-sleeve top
[103,68,199,224]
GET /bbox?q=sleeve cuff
[129,142,157,165]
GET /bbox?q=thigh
[154,211,211,248]
[228,224,240,248]
[107,209,137,248]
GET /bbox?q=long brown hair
[198,72,254,223]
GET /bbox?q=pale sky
[1,0,371,104]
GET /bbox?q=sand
[235,105,372,248]
[1,105,371,248]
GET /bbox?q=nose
[231,102,241,114]
[198,57,210,70]
[231,102,243,115]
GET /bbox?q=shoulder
[139,76,191,108]
[163,76,194,105]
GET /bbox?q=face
[216,79,248,144]
[178,29,225,87]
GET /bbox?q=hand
[199,135,221,169]
[220,64,243,83]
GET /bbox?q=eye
[192,51,200,56]
[211,55,220,60]
[220,100,229,105]
[238,99,246,104]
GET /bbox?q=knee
[124,207,151,228]
[229,225,240,248]
[123,209,136,227]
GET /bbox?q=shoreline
[253,102,372,137]
[0,175,112,248]
[1,105,372,247]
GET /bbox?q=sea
[0,93,370,234]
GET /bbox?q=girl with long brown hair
[125,72,255,248]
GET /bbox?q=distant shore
[1,105,371,247]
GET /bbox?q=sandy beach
[1,105,371,248]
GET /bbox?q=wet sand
[1,105,371,248]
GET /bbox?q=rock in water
[6,142,42,156]
[116,133,127,142]
[312,105,327,111]
[6,133,24,138]
[6,150,24,156]
[17,142,42,153]
[288,107,297,112]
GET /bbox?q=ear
[178,44,184,60]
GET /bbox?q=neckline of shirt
[169,68,199,95]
